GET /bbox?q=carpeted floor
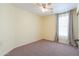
[5,40,79,56]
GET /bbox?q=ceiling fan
[34,3,53,13]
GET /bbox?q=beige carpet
[5,40,79,56]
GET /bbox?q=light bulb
[41,7,48,13]
[41,8,45,12]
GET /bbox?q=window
[58,12,69,44]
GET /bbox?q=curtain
[78,13,79,39]
[69,10,77,47]
[55,14,58,42]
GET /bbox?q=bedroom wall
[0,4,42,55]
[14,6,42,47]
[0,4,16,55]
[42,15,57,41]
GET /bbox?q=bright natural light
[58,13,69,37]
[58,12,70,44]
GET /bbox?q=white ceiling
[13,3,77,16]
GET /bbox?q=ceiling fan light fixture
[34,3,53,13]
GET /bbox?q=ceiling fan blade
[34,3,42,8]
[48,9,53,12]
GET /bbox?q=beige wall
[0,4,42,55]
[42,15,57,41]
[0,4,16,55]
[15,6,42,47]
